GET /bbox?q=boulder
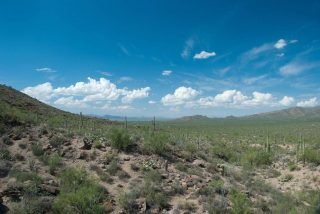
[79,137,92,150]
[193,159,206,168]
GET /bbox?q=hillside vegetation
[0,84,320,213]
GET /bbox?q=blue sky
[1,0,320,117]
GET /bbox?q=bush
[143,132,169,156]
[0,146,12,160]
[142,170,168,208]
[31,143,44,156]
[230,190,251,214]
[48,153,63,174]
[110,129,132,151]
[118,190,139,212]
[107,160,121,176]
[241,150,272,167]
[49,136,65,148]
[53,167,105,214]
[302,148,320,165]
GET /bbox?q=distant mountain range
[243,106,320,120]
[174,106,320,121]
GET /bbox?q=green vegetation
[230,190,251,214]
[142,131,170,156]
[109,128,132,151]
[31,143,44,156]
[53,167,105,214]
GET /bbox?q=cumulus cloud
[196,90,293,108]
[162,70,172,76]
[121,87,150,103]
[35,67,56,73]
[161,86,200,106]
[21,82,54,102]
[21,77,150,110]
[297,97,318,107]
[148,100,156,104]
[274,39,287,49]
[279,96,295,106]
[193,51,216,59]
[54,96,88,108]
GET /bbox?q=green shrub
[53,167,105,214]
[241,150,272,167]
[175,162,188,172]
[0,146,12,160]
[302,148,320,165]
[118,190,139,212]
[48,153,62,174]
[211,143,238,162]
[49,136,65,148]
[143,132,169,156]
[142,170,168,208]
[31,143,44,156]
[110,129,132,151]
[107,160,121,176]
[230,190,251,214]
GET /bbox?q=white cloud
[54,96,88,108]
[148,100,156,104]
[100,71,112,76]
[274,39,287,49]
[181,38,194,59]
[290,39,298,44]
[118,76,133,83]
[22,77,150,110]
[193,51,216,59]
[243,75,267,85]
[121,87,150,103]
[161,86,200,106]
[35,67,56,73]
[162,70,172,76]
[21,82,54,102]
[197,90,283,108]
[279,96,295,106]
[297,97,318,107]
[279,61,320,76]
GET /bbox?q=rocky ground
[1,125,319,213]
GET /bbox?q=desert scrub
[142,132,169,156]
[107,160,121,176]
[0,146,12,160]
[118,189,140,212]
[301,148,320,165]
[241,149,273,167]
[109,128,132,151]
[142,170,168,209]
[53,167,105,214]
[31,143,44,156]
[230,189,251,214]
[49,135,66,148]
[211,143,239,162]
[48,153,63,174]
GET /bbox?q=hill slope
[244,106,320,120]
[0,84,112,132]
